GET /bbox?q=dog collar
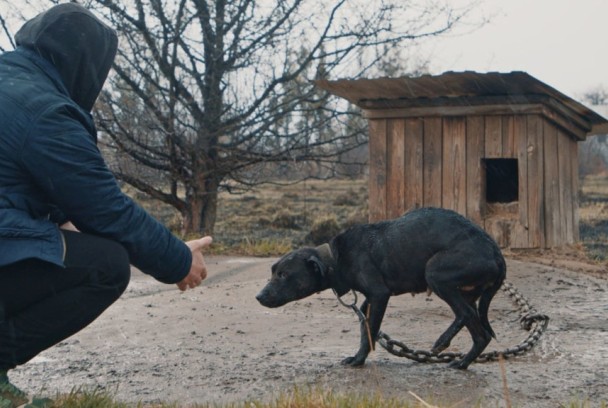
[315,243,336,275]
[316,243,349,297]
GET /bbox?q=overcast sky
[420,0,607,103]
[2,0,606,107]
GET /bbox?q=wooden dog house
[316,71,608,248]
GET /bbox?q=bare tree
[582,85,608,106]
[579,85,608,177]
[1,0,476,234]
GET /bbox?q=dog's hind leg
[426,257,496,369]
[431,286,491,369]
[432,287,488,353]
[477,277,503,339]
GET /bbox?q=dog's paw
[341,356,365,367]
[448,359,470,370]
[431,343,448,354]
[432,334,454,354]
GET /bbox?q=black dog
[256,207,506,369]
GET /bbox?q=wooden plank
[423,117,443,207]
[404,118,424,212]
[363,103,588,141]
[363,104,545,119]
[442,119,456,212]
[558,131,574,244]
[511,115,530,248]
[483,115,504,242]
[453,117,467,216]
[466,116,485,227]
[527,115,544,248]
[543,119,561,247]
[539,102,589,140]
[485,116,503,157]
[571,142,580,241]
[368,119,388,222]
[442,117,467,215]
[386,119,406,219]
[502,115,516,157]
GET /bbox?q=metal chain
[336,281,549,364]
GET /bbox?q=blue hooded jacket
[0,4,191,284]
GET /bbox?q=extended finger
[187,236,213,251]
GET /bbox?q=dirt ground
[10,254,608,407]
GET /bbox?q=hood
[15,3,118,111]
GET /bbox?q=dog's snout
[256,286,285,308]
[256,288,274,307]
[255,290,266,304]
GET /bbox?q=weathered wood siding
[368,119,387,222]
[367,113,580,248]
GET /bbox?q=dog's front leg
[341,294,389,367]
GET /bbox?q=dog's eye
[277,271,286,279]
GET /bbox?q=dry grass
[132,178,368,256]
[45,386,483,408]
[209,179,368,255]
[232,175,608,264]
[135,175,608,262]
[578,174,608,261]
[39,386,608,408]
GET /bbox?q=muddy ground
[10,255,608,407]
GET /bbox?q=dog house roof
[316,71,608,137]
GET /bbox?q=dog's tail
[477,254,506,339]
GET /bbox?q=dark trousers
[0,231,130,370]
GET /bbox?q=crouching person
[0,4,211,407]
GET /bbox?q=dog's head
[256,247,329,308]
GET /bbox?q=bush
[343,207,368,229]
[271,211,305,230]
[306,215,341,245]
[236,238,293,256]
[332,189,361,206]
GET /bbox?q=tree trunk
[181,170,220,236]
[200,192,217,236]
[181,192,218,236]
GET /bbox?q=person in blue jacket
[0,4,212,406]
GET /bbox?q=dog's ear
[306,255,327,278]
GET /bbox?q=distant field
[579,174,608,260]
[136,175,608,261]
[212,178,369,252]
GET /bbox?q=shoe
[0,370,28,408]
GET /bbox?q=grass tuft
[49,387,128,408]
[42,386,457,408]
[232,237,294,257]
[37,384,606,408]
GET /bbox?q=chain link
[339,281,549,364]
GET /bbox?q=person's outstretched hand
[177,236,213,291]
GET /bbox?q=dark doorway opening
[483,158,519,203]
